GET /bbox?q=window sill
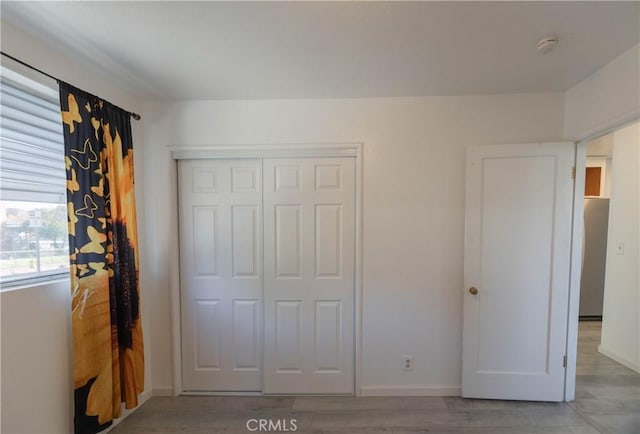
[0,273,70,293]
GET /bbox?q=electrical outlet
[402,355,414,371]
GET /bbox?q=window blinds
[0,73,65,203]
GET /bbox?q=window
[0,67,68,286]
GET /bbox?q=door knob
[469,287,478,295]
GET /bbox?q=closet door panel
[179,159,262,391]
[263,157,355,394]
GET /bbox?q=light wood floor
[112,322,639,434]
[571,321,640,434]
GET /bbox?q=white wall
[142,93,566,394]
[0,21,153,433]
[564,44,640,141]
[1,282,72,433]
[599,122,640,373]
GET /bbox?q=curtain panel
[59,83,144,434]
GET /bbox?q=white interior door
[462,143,575,401]
[263,157,355,394]
[179,159,262,391]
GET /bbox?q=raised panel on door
[315,204,342,278]
[232,300,259,370]
[314,301,342,372]
[275,301,303,372]
[231,205,258,278]
[462,143,574,401]
[179,159,262,391]
[263,157,355,394]
[195,300,221,369]
[275,205,302,278]
[192,206,218,276]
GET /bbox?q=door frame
[169,143,364,396]
[564,115,639,401]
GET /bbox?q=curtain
[60,83,144,434]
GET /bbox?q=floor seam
[568,400,607,434]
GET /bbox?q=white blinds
[0,72,65,203]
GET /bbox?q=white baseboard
[360,385,461,397]
[152,386,462,397]
[139,389,154,402]
[153,387,177,396]
[152,385,465,398]
[181,391,263,396]
[597,345,640,373]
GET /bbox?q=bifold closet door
[179,159,262,391]
[263,157,356,394]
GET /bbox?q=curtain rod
[1,51,141,121]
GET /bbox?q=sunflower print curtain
[59,82,144,434]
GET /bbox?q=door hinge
[563,355,567,367]
[571,167,576,179]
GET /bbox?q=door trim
[563,142,586,402]
[170,143,364,396]
[564,114,639,401]
[171,144,359,160]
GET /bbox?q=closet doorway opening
[172,145,363,395]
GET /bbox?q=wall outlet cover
[402,355,414,371]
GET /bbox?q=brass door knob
[469,287,478,295]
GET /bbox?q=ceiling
[1,1,639,100]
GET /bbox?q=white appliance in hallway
[579,198,610,318]
[178,157,356,394]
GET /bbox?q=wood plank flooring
[112,322,639,434]
[570,321,640,434]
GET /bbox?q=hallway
[570,321,640,433]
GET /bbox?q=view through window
[1,201,68,281]
[0,67,68,286]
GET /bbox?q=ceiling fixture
[536,35,559,54]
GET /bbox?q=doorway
[578,134,612,322]
[575,121,640,397]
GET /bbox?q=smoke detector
[537,35,559,54]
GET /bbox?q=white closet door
[179,159,262,391]
[263,157,355,394]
